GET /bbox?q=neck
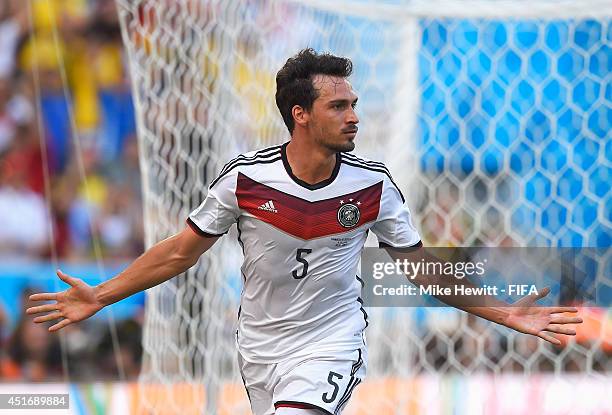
[285,135,337,185]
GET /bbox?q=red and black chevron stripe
[236,173,382,240]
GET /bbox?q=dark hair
[275,48,353,134]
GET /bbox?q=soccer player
[27,49,582,415]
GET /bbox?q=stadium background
[0,0,609,414]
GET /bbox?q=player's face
[308,75,359,152]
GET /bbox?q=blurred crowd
[0,0,144,382]
[0,0,143,263]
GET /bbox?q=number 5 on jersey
[292,248,312,279]
[322,371,343,403]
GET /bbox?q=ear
[291,105,310,129]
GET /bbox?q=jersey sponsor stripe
[351,348,363,376]
[239,372,252,406]
[218,145,282,177]
[357,297,369,328]
[236,217,245,254]
[335,378,357,414]
[236,173,382,240]
[214,149,281,182]
[341,159,406,203]
[355,275,365,288]
[335,378,361,414]
[210,156,282,188]
[342,152,390,172]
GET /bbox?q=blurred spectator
[0,78,18,154]
[88,0,136,162]
[0,301,6,345]
[0,77,33,154]
[0,150,51,259]
[18,0,75,173]
[48,176,77,258]
[0,1,27,80]
[105,135,141,197]
[4,288,63,381]
[96,318,143,380]
[66,146,106,256]
[99,184,144,258]
[4,121,44,193]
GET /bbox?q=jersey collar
[281,142,341,190]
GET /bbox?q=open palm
[504,287,583,345]
[26,270,103,332]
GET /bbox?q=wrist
[499,307,514,328]
[466,305,511,326]
[93,284,108,308]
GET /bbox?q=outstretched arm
[27,226,219,332]
[385,246,583,345]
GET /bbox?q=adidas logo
[258,200,278,213]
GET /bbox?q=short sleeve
[188,172,239,237]
[371,177,421,249]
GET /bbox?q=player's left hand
[503,287,583,345]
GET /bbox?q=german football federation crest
[337,199,361,228]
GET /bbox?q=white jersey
[188,142,421,363]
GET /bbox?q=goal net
[115,0,611,413]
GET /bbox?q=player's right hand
[26,270,104,332]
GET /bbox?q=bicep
[177,225,220,263]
